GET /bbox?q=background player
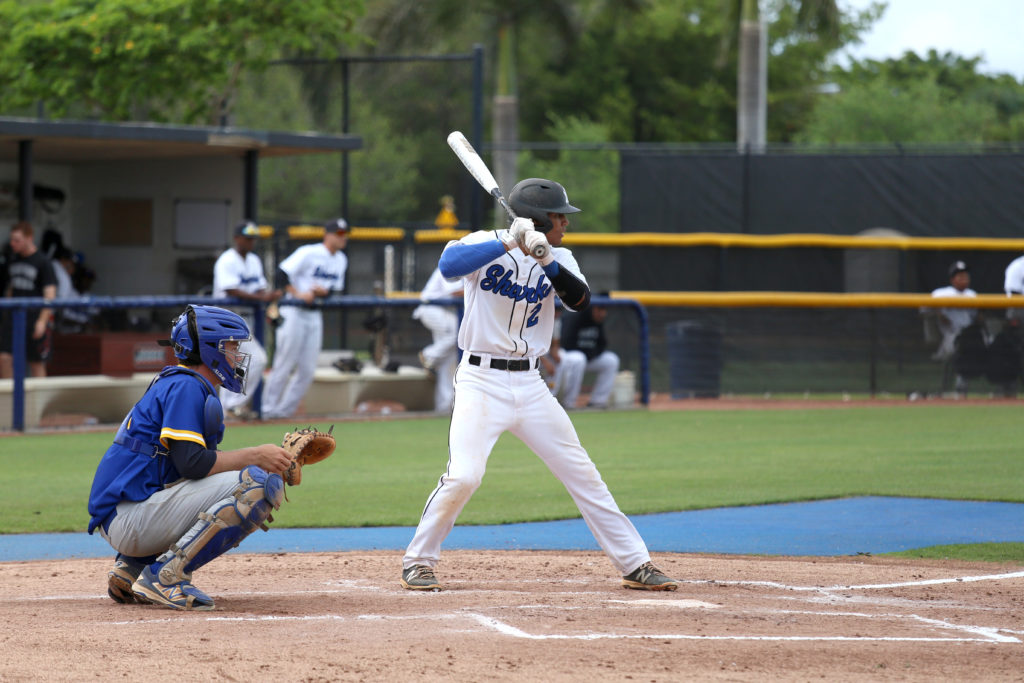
[557,301,620,409]
[412,266,464,412]
[213,221,280,419]
[0,221,57,378]
[262,218,349,419]
[87,304,292,610]
[401,178,678,592]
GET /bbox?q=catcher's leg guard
[132,466,284,610]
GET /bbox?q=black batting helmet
[508,178,580,233]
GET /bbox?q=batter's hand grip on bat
[531,242,549,259]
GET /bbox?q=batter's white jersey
[451,230,586,359]
[278,243,347,296]
[213,249,268,298]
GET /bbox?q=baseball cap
[234,221,260,238]
[948,260,969,277]
[325,218,349,233]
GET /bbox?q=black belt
[468,355,534,371]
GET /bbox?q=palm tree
[732,0,841,151]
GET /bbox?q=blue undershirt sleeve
[439,240,507,278]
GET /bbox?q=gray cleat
[401,564,443,591]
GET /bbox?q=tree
[518,115,619,232]
[233,64,421,223]
[722,0,864,150]
[798,50,1024,144]
[0,0,365,124]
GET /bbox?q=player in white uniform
[262,219,349,419]
[401,178,678,592]
[928,260,978,360]
[1004,253,1024,322]
[412,267,464,412]
[213,221,280,418]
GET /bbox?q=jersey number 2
[526,303,542,328]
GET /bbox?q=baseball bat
[446,130,549,259]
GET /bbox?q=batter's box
[458,600,1020,644]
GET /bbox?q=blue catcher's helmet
[166,305,252,393]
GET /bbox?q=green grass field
[2,403,1021,528]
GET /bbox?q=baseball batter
[212,221,280,418]
[401,178,678,592]
[262,219,348,419]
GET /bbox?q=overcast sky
[838,0,1024,81]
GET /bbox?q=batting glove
[499,228,519,252]
[509,217,535,246]
[523,230,553,265]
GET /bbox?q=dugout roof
[0,116,362,163]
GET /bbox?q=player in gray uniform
[401,178,678,592]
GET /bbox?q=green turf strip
[3,405,1022,540]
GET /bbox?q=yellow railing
[563,232,1024,250]
[281,225,406,241]
[610,291,1024,309]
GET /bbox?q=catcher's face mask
[218,339,251,395]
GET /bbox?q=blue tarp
[3,497,1022,562]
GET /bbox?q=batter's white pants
[99,471,241,557]
[219,337,267,412]
[261,307,322,418]
[403,359,650,575]
[413,304,459,412]
[557,350,620,409]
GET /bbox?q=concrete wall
[70,157,244,295]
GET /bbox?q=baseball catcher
[281,426,336,486]
[88,305,296,611]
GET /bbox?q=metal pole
[18,140,32,221]
[471,44,484,232]
[340,59,352,349]
[251,302,265,419]
[342,58,350,220]
[12,308,26,431]
[633,301,651,405]
[869,308,878,397]
[244,150,258,220]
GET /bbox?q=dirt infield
[3,550,1023,681]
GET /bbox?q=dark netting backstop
[620,150,1024,238]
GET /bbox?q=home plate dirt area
[3,550,1023,681]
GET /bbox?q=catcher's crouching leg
[132,466,284,610]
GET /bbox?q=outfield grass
[2,404,1022,541]
[884,542,1024,563]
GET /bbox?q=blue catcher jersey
[87,366,223,534]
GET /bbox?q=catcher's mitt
[281,425,336,486]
